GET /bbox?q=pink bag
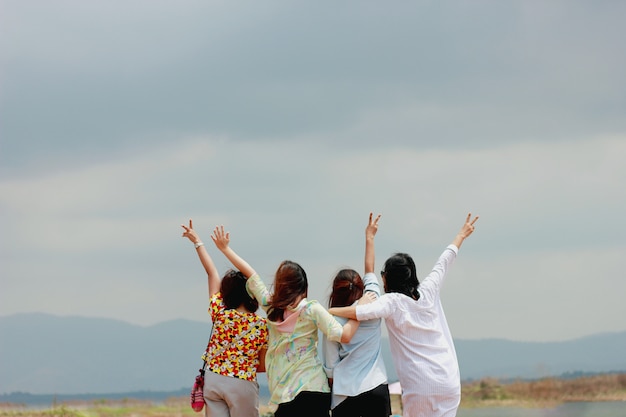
[190,371,205,412]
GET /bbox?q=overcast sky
[1,1,625,343]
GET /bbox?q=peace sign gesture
[452,213,479,249]
[459,213,479,238]
[365,212,382,240]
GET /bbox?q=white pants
[402,391,460,417]
[203,370,260,417]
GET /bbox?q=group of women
[181,212,479,417]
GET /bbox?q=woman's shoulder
[300,299,332,318]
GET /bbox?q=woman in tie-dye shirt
[212,225,362,417]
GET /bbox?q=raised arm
[211,225,257,279]
[181,219,220,299]
[364,212,381,274]
[451,213,479,249]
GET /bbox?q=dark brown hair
[382,253,420,300]
[329,269,364,308]
[267,260,308,322]
[221,269,259,312]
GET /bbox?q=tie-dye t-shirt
[246,273,343,411]
[203,292,268,382]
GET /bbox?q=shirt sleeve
[356,294,394,321]
[417,244,458,305]
[209,292,225,322]
[362,272,382,298]
[321,332,340,379]
[309,301,343,342]
[246,273,271,313]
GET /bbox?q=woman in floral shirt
[182,220,268,417]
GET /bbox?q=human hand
[458,213,479,239]
[181,219,202,244]
[365,212,381,240]
[210,225,230,252]
[357,292,377,305]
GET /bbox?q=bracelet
[194,242,204,249]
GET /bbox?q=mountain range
[1,313,625,397]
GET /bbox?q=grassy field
[1,373,625,417]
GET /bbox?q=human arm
[181,219,220,299]
[256,347,267,373]
[364,212,381,275]
[340,319,360,343]
[328,305,357,320]
[451,212,479,250]
[322,332,341,382]
[418,213,480,301]
[210,225,257,279]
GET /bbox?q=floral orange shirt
[203,292,268,382]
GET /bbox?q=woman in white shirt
[323,213,391,417]
[329,213,479,417]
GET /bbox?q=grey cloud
[3,1,626,176]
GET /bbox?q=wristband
[194,242,204,249]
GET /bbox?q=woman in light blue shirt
[323,213,391,417]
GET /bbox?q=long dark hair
[329,269,364,308]
[267,260,308,322]
[382,253,420,300]
[220,269,259,312]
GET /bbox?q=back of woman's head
[268,260,308,322]
[329,269,364,308]
[382,253,420,300]
[221,269,259,312]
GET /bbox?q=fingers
[368,212,381,226]
[465,213,479,225]
[181,219,193,234]
[211,225,228,239]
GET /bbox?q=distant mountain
[1,313,625,396]
[455,332,626,380]
[0,313,215,395]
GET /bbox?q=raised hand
[364,212,381,274]
[365,212,381,240]
[452,213,479,249]
[181,219,201,245]
[458,213,479,238]
[211,225,230,252]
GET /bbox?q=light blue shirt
[322,272,388,409]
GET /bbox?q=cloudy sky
[1,1,625,343]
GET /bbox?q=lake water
[456,401,625,417]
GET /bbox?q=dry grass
[2,374,624,416]
[461,373,626,408]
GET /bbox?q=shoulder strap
[201,320,257,368]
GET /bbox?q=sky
[1,0,625,343]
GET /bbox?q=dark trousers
[274,391,331,417]
[331,383,391,417]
